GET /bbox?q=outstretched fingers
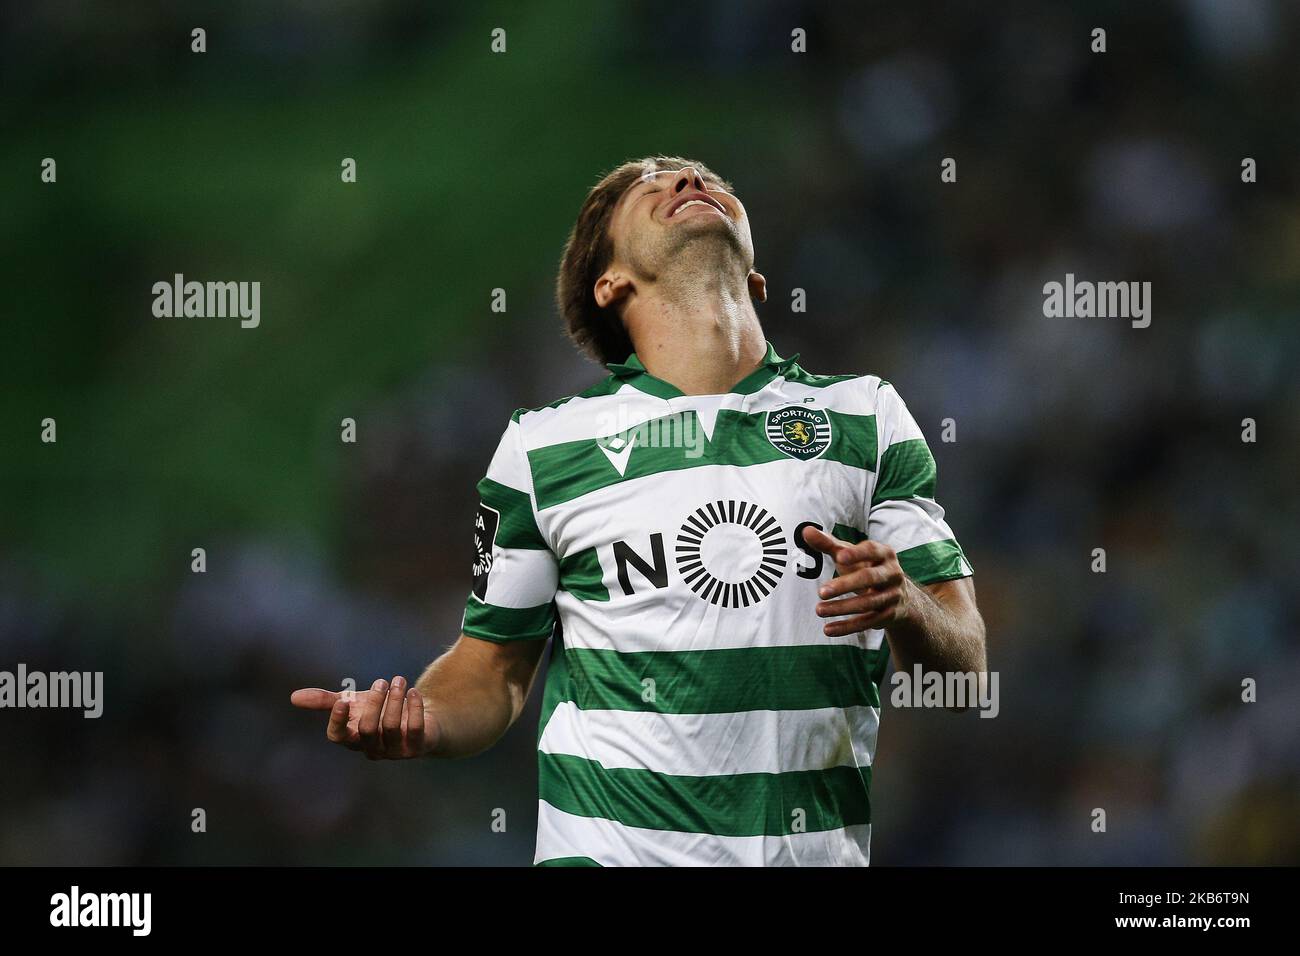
[357,679,389,757]
[822,611,893,637]
[295,676,427,758]
[818,563,897,600]
[290,687,340,710]
[381,677,407,753]
[325,696,359,749]
[800,525,847,559]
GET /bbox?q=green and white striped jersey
[462,341,972,866]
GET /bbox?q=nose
[672,166,707,194]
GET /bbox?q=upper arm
[866,381,974,585]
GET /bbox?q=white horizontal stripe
[543,455,874,578]
[875,383,927,449]
[869,496,955,540]
[517,388,644,449]
[868,497,957,554]
[526,392,734,450]
[483,419,532,492]
[554,597,887,652]
[536,801,871,866]
[539,703,879,776]
[517,375,879,451]
[480,545,557,608]
[759,373,879,415]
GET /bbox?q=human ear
[594,270,634,309]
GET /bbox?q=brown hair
[556,156,733,366]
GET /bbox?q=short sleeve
[867,382,973,585]
[461,413,560,642]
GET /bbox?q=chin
[676,220,745,256]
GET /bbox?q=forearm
[414,635,543,758]
[885,577,986,674]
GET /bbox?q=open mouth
[665,191,728,220]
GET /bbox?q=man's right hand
[290,677,439,759]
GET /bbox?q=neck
[622,267,767,396]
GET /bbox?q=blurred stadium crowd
[0,1,1296,864]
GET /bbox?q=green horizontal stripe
[529,409,877,510]
[537,631,572,745]
[477,477,547,550]
[832,523,867,545]
[463,599,555,642]
[824,410,876,472]
[558,546,609,602]
[870,640,891,686]
[529,410,775,510]
[897,538,971,584]
[873,438,936,504]
[535,856,602,867]
[539,753,871,837]
[560,644,883,713]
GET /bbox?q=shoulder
[505,373,628,442]
[780,360,897,413]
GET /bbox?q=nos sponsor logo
[610,499,837,608]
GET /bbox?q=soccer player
[291,156,987,866]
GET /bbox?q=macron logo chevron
[595,404,719,474]
[597,432,637,476]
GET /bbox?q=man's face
[605,165,756,281]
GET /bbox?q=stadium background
[1,1,1297,865]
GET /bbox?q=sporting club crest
[765,405,831,460]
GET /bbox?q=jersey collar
[606,341,800,400]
